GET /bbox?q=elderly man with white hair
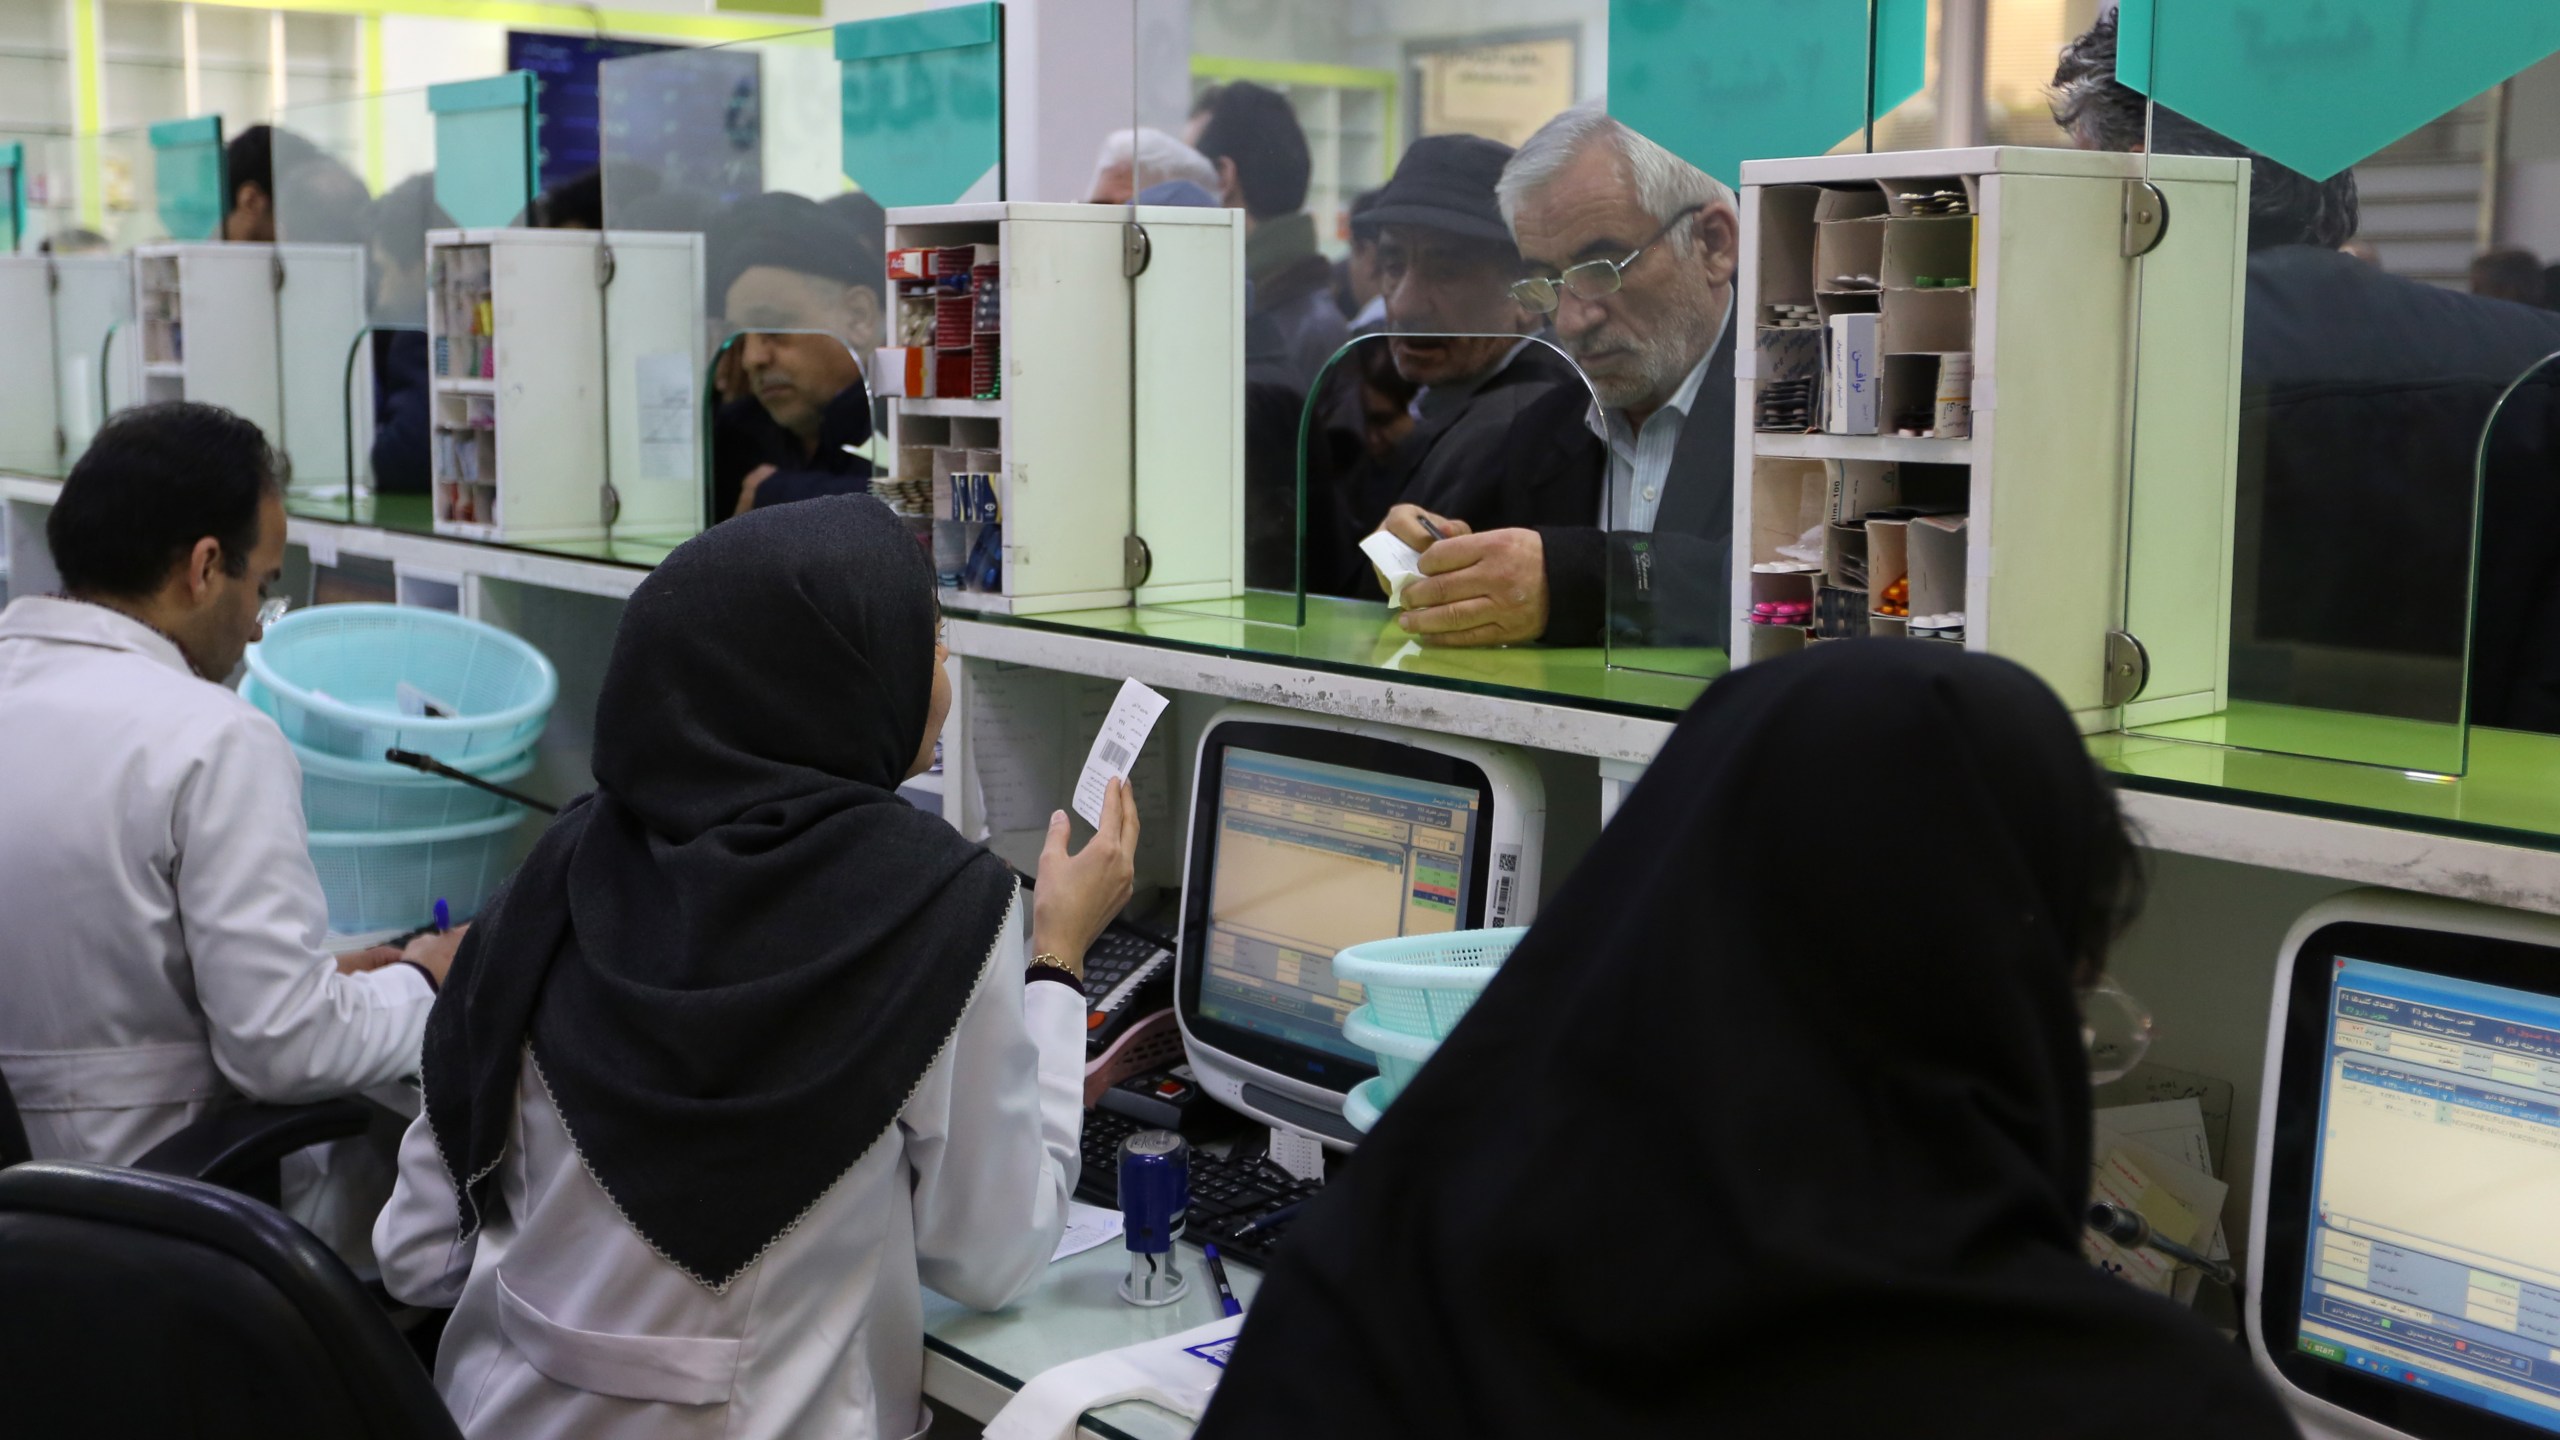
[1375,104,1738,650]
[1085,127,1222,205]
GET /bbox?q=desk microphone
[2087,1201,2237,1288]
[383,750,560,815]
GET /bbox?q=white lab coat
[373,897,1086,1440]
[0,598,434,1203]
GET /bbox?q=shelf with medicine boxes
[0,254,134,476]
[878,202,1244,616]
[1731,147,2251,733]
[126,244,371,492]
[423,228,706,548]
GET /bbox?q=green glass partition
[599,10,1018,573]
[2113,1,2560,775]
[274,88,442,519]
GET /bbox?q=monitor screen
[1194,746,1484,1067]
[2289,953,2560,1433]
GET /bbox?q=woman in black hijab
[1196,642,2297,1440]
[374,495,1138,1439]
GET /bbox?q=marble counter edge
[944,617,1678,766]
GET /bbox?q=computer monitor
[2252,892,2560,1439]
[1173,706,1543,1147]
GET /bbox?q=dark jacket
[369,330,432,496]
[715,380,877,517]
[1533,332,1735,649]
[2239,245,2560,730]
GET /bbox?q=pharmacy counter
[923,1239,1258,1439]
[10,469,2560,911]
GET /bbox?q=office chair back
[0,1161,463,1440]
[0,1064,30,1167]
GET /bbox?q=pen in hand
[1414,512,1448,544]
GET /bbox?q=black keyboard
[1075,1108,1326,1271]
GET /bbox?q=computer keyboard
[1074,1108,1326,1271]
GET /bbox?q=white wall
[1186,0,1607,107]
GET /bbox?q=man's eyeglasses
[1509,204,1706,314]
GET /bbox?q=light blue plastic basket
[244,604,557,763]
[1341,1004,1441,1109]
[1342,1075,1392,1134]
[307,811,524,935]
[243,675,537,829]
[1330,927,1526,1040]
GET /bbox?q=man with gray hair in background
[1084,127,1222,205]
[1376,104,1737,649]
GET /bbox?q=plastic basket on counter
[243,674,537,829]
[1341,1004,1442,1110]
[306,811,524,935]
[1330,927,1526,1040]
[244,604,556,762]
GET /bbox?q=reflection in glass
[267,97,446,517]
[2066,8,2559,771]
[1263,93,1733,665]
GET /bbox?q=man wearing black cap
[1319,134,1599,596]
[707,192,886,516]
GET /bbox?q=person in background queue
[1376,106,1736,649]
[707,192,886,516]
[1319,134,1600,598]
[1192,82,1353,390]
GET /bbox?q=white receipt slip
[1073,679,1169,828]
[1359,529,1428,608]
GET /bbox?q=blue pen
[1202,1243,1241,1317]
[434,898,450,933]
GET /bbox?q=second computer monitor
[2253,893,2560,1439]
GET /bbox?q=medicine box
[1824,312,1879,435]
[1732,147,2249,731]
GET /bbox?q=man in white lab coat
[0,401,463,1252]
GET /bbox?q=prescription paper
[1073,679,1168,828]
[1359,530,1427,608]
[1051,1201,1122,1264]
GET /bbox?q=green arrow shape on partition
[2117,0,2560,181]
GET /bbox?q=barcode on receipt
[1097,740,1133,770]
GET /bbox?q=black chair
[0,1057,372,1205]
[0,1160,463,1439]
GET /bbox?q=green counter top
[266,487,2560,859]
[970,593,1723,716]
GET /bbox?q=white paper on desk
[969,664,1067,833]
[1360,529,1426,607]
[2083,1127,2230,1303]
[1073,679,1168,828]
[2095,1098,2215,1177]
[1052,1201,1122,1264]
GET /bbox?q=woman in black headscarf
[373,496,1138,1440]
[1196,642,2297,1440]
